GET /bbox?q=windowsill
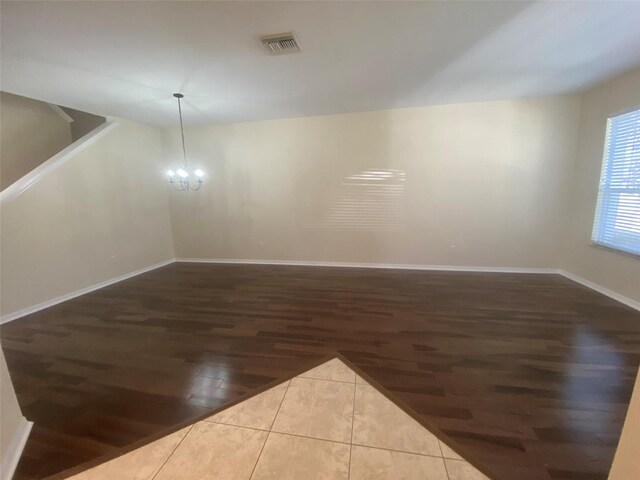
[590,241,640,260]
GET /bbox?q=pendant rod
[174,93,188,168]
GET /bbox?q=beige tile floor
[67,358,490,480]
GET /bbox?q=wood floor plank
[1,263,638,479]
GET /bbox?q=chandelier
[165,93,204,191]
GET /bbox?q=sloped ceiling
[2,0,640,126]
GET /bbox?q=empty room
[1,1,639,480]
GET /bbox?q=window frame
[590,105,640,258]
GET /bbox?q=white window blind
[592,107,640,256]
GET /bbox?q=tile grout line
[168,418,454,463]
[152,367,454,479]
[159,370,455,480]
[436,436,444,457]
[298,375,358,385]
[269,379,293,431]
[67,364,463,479]
[267,428,351,445]
[350,442,446,460]
[443,456,452,480]
[201,418,270,431]
[195,417,351,445]
[248,379,292,479]
[347,377,357,480]
[204,375,455,462]
[150,424,195,480]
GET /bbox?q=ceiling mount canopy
[165,93,204,191]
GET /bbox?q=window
[592,107,640,256]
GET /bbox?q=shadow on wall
[0,91,106,190]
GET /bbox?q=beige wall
[165,96,582,268]
[609,367,640,480]
[0,119,174,316]
[0,347,26,472]
[61,107,106,142]
[562,69,640,304]
[0,92,73,190]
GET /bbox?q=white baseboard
[0,417,32,480]
[176,257,558,274]
[2,258,636,324]
[557,270,640,312]
[0,258,175,325]
[178,259,640,312]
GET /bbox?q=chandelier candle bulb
[165,93,204,191]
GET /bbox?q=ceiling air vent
[260,32,301,55]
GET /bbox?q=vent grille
[260,32,301,55]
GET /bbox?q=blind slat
[592,108,640,256]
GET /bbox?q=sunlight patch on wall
[314,168,406,231]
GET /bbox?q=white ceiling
[2,1,640,126]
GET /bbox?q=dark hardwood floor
[1,263,639,480]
